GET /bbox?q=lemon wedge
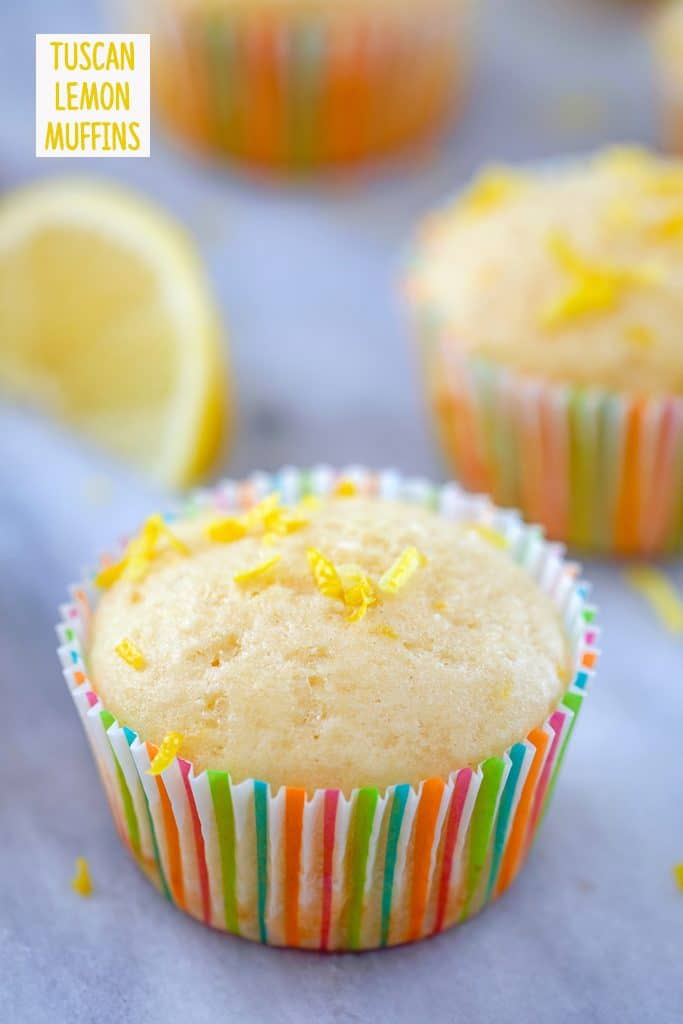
[0,179,228,486]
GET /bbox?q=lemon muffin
[119,0,471,171]
[59,470,597,949]
[408,148,683,554]
[653,2,683,155]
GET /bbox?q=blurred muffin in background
[407,147,683,556]
[653,1,683,153]
[122,0,472,172]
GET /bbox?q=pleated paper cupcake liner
[412,312,683,556]
[57,466,598,950]
[120,0,470,171]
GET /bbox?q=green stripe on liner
[460,757,506,921]
[485,744,526,903]
[347,787,379,951]
[541,691,584,822]
[100,710,140,859]
[254,781,269,944]
[380,784,410,947]
[208,770,239,934]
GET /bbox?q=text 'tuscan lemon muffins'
[57,467,597,950]
[407,148,683,556]
[119,0,471,172]
[653,2,683,154]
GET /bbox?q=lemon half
[0,179,228,486]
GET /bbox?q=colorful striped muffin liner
[120,0,469,171]
[57,467,598,950]
[411,313,683,556]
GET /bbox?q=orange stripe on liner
[148,742,185,911]
[408,777,445,942]
[284,787,306,946]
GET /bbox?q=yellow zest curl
[338,565,377,622]
[307,548,343,599]
[71,857,92,897]
[334,479,358,498]
[148,732,183,775]
[206,517,248,543]
[115,638,146,670]
[467,524,509,549]
[378,546,427,595]
[233,554,281,584]
[542,232,659,329]
[459,169,526,216]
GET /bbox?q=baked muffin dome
[410,148,683,395]
[89,495,569,793]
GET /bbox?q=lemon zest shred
[375,623,399,639]
[542,231,659,329]
[71,857,92,897]
[459,169,526,215]
[378,546,427,595]
[114,638,146,670]
[148,732,183,775]
[244,493,282,531]
[206,517,248,543]
[334,479,358,497]
[467,524,509,549]
[307,548,344,599]
[625,567,683,634]
[233,554,281,584]
[338,564,377,622]
[95,559,125,589]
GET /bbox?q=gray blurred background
[1,2,681,1023]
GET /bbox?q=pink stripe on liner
[320,789,339,951]
[179,758,212,927]
[432,768,473,935]
[86,691,98,708]
[524,710,567,855]
[647,399,683,552]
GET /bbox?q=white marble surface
[0,1,681,1022]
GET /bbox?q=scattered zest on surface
[207,492,312,548]
[233,554,281,584]
[71,857,92,897]
[674,864,683,892]
[307,548,344,599]
[378,546,427,595]
[148,732,183,775]
[114,638,145,670]
[96,513,187,588]
[625,567,683,635]
[542,231,659,329]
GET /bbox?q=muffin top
[410,147,683,394]
[89,493,569,793]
